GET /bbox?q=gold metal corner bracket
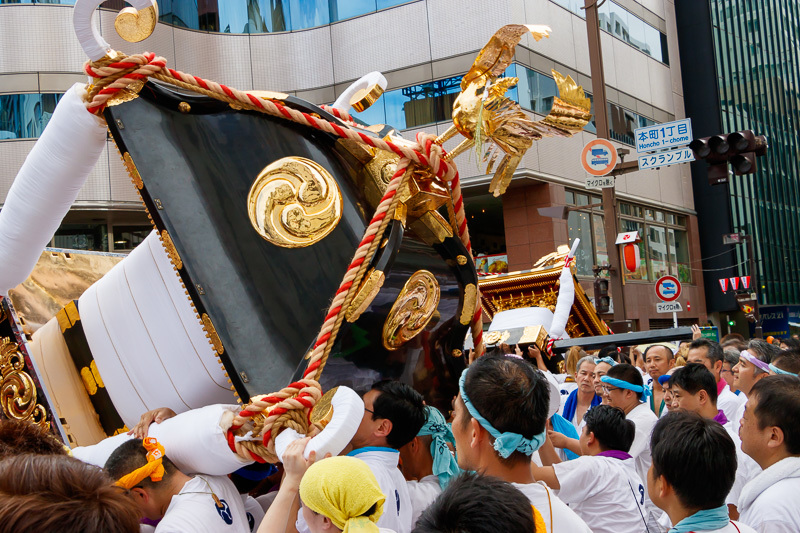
[382,270,441,350]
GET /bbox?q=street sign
[657,302,683,313]
[635,118,693,153]
[700,326,719,342]
[655,275,681,302]
[637,147,695,170]
[585,176,615,189]
[722,233,743,244]
[581,139,618,177]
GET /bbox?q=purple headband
[740,350,771,373]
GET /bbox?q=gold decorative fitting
[457,255,468,266]
[114,3,158,43]
[392,202,408,227]
[350,83,385,112]
[160,230,183,270]
[345,269,385,323]
[409,210,453,246]
[460,283,478,325]
[106,80,144,107]
[310,386,338,428]
[451,349,463,358]
[247,157,343,248]
[362,149,399,208]
[383,270,440,350]
[201,314,224,355]
[178,101,191,113]
[79,359,105,396]
[0,337,48,429]
[123,152,143,190]
[397,168,450,220]
[519,325,548,347]
[483,330,510,347]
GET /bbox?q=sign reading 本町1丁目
[634,118,693,153]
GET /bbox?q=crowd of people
[1,331,799,533]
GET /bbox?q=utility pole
[584,0,627,324]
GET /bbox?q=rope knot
[83,51,166,116]
[415,132,455,182]
[226,379,323,463]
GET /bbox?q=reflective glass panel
[0,93,62,140]
[593,213,609,271]
[288,0,330,29]
[568,211,594,276]
[648,225,669,279]
[331,0,376,21]
[53,224,108,252]
[669,228,691,283]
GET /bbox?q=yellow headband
[115,437,166,490]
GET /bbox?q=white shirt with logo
[156,475,249,533]
[553,454,647,533]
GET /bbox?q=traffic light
[593,276,610,314]
[689,130,768,185]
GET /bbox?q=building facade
[0,0,705,329]
[676,0,800,335]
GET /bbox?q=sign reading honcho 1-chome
[635,118,693,154]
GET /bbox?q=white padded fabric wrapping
[0,84,107,296]
[78,231,235,427]
[72,404,251,475]
[275,386,365,461]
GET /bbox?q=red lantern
[622,243,640,273]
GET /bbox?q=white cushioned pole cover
[72,404,251,475]
[549,239,581,339]
[78,231,235,427]
[0,84,106,296]
[275,386,365,461]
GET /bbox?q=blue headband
[594,357,617,367]
[769,363,797,376]
[417,406,461,489]
[600,375,651,401]
[458,369,545,458]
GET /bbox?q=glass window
[645,208,655,221]
[655,210,664,223]
[666,213,676,225]
[576,193,589,206]
[289,0,330,30]
[608,102,637,146]
[331,0,376,22]
[565,190,575,205]
[568,211,594,276]
[593,213,608,268]
[0,93,62,140]
[676,215,687,227]
[620,219,648,280]
[53,224,108,252]
[112,226,151,252]
[669,228,691,283]
[648,225,669,279]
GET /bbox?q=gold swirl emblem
[1,337,48,429]
[383,270,440,350]
[247,157,343,248]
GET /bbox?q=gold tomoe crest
[383,270,441,350]
[247,157,343,248]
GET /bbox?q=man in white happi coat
[450,354,591,533]
[737,375,800,533]
[648,411,756,533]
